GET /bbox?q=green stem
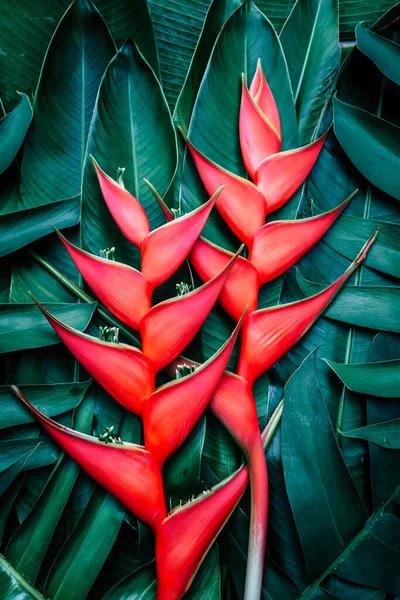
[0,554,45,600]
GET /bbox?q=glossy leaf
[280,0,340,144]
[19,0,115,207]
[342,419,400,449]
[326,358,400,398]
[31,299,155,414]
[356,22,400,86]
[0,302,95,353]
[0,196,80,257]
[0,93,32,175]
[334,95,400,201]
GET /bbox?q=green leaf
[322,214,400,279]
[174,0,242,131]
[82,39,177,268]
[297,275,400,332]
[356,22,400,86]
[333,95,400,201]
[102,562,156,600]
[0,0,159,112]
[0,554,45,600]
[0,302,96,353]
[0,195,80,257]
[19,0,115,208]
[5,394,94,586]
[0,93,32,175]
[326,358,400,397]
[180,0,297,250]
[342,418,400,449]
[281,351,366,580]
[0,381,90,428]
[280,0,340,144]
[0,438,59,473]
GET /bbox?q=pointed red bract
[155,465,248,600]
[237,232,378,385]
[183,135,267,245]
[140,250,240,371]
[143,316,243,464]
[141,193,218,289]
[32,298,154,415]
[255,133,328,214]
[190,238,259,321]
[55,230,151,329]
[249,196,353,284]
[92,157,150,248]
[12,387,166,532]
[239,80,281,179]
[250,60,281,138]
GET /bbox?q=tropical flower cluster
[13,61,376,600]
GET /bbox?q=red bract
[238,231,378,386]
[12,387,166,532]
[143,315,243,464]
[249,59,281,139]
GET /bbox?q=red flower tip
[249,193,355,284]
[155,464,249,600]
[140,246,242,371]
[12,387,166,532]
[143,314,244,465]
[249,59,281,139]
[30,296,154,415]
[239,75,281,180]
[255,132,328,214]
[141,191,220,289]
[91,156,150,247]
[144,178,174,222]
[54,229,151,329]
[181,130,267,245]
[237,231,378,385]
[190,237,259,321]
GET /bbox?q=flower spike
[141,190,219,289]
[55,229,151,329]
[190,238,259,321]
[182,131,267,245]
[140,247,242,370]
[143,314,244,465]
[249,59,281,138]
[91,156,150,248]
[12,387,166,532]
[239,76,281,179]
[237,231,378,386]
[255,132,328,214]
[249,193,355,284]
[30,296,154,415]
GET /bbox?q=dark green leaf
[0,554,44,600]
[0,196,80,257]
[281,351,366,579]
[280,0,340,144]
[19,0,115,208]
[0,438,59,473]
[356,22,400,86]
[297,275,400,332]
[333,95,400,201]
[82,39,176,268]
[102,562,156,600]
[326,358,400,397]
[342,418,400,449]
[0,94,32,175]
[0,381,90,428]
[0,302,96,353]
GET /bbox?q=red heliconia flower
[31,296,155,416]
[142,315,243,465]
[12,387,167,533]
[237,231,378,386]
[92,156,218,289]
[249,59,281,140]
[139,249,240,370]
